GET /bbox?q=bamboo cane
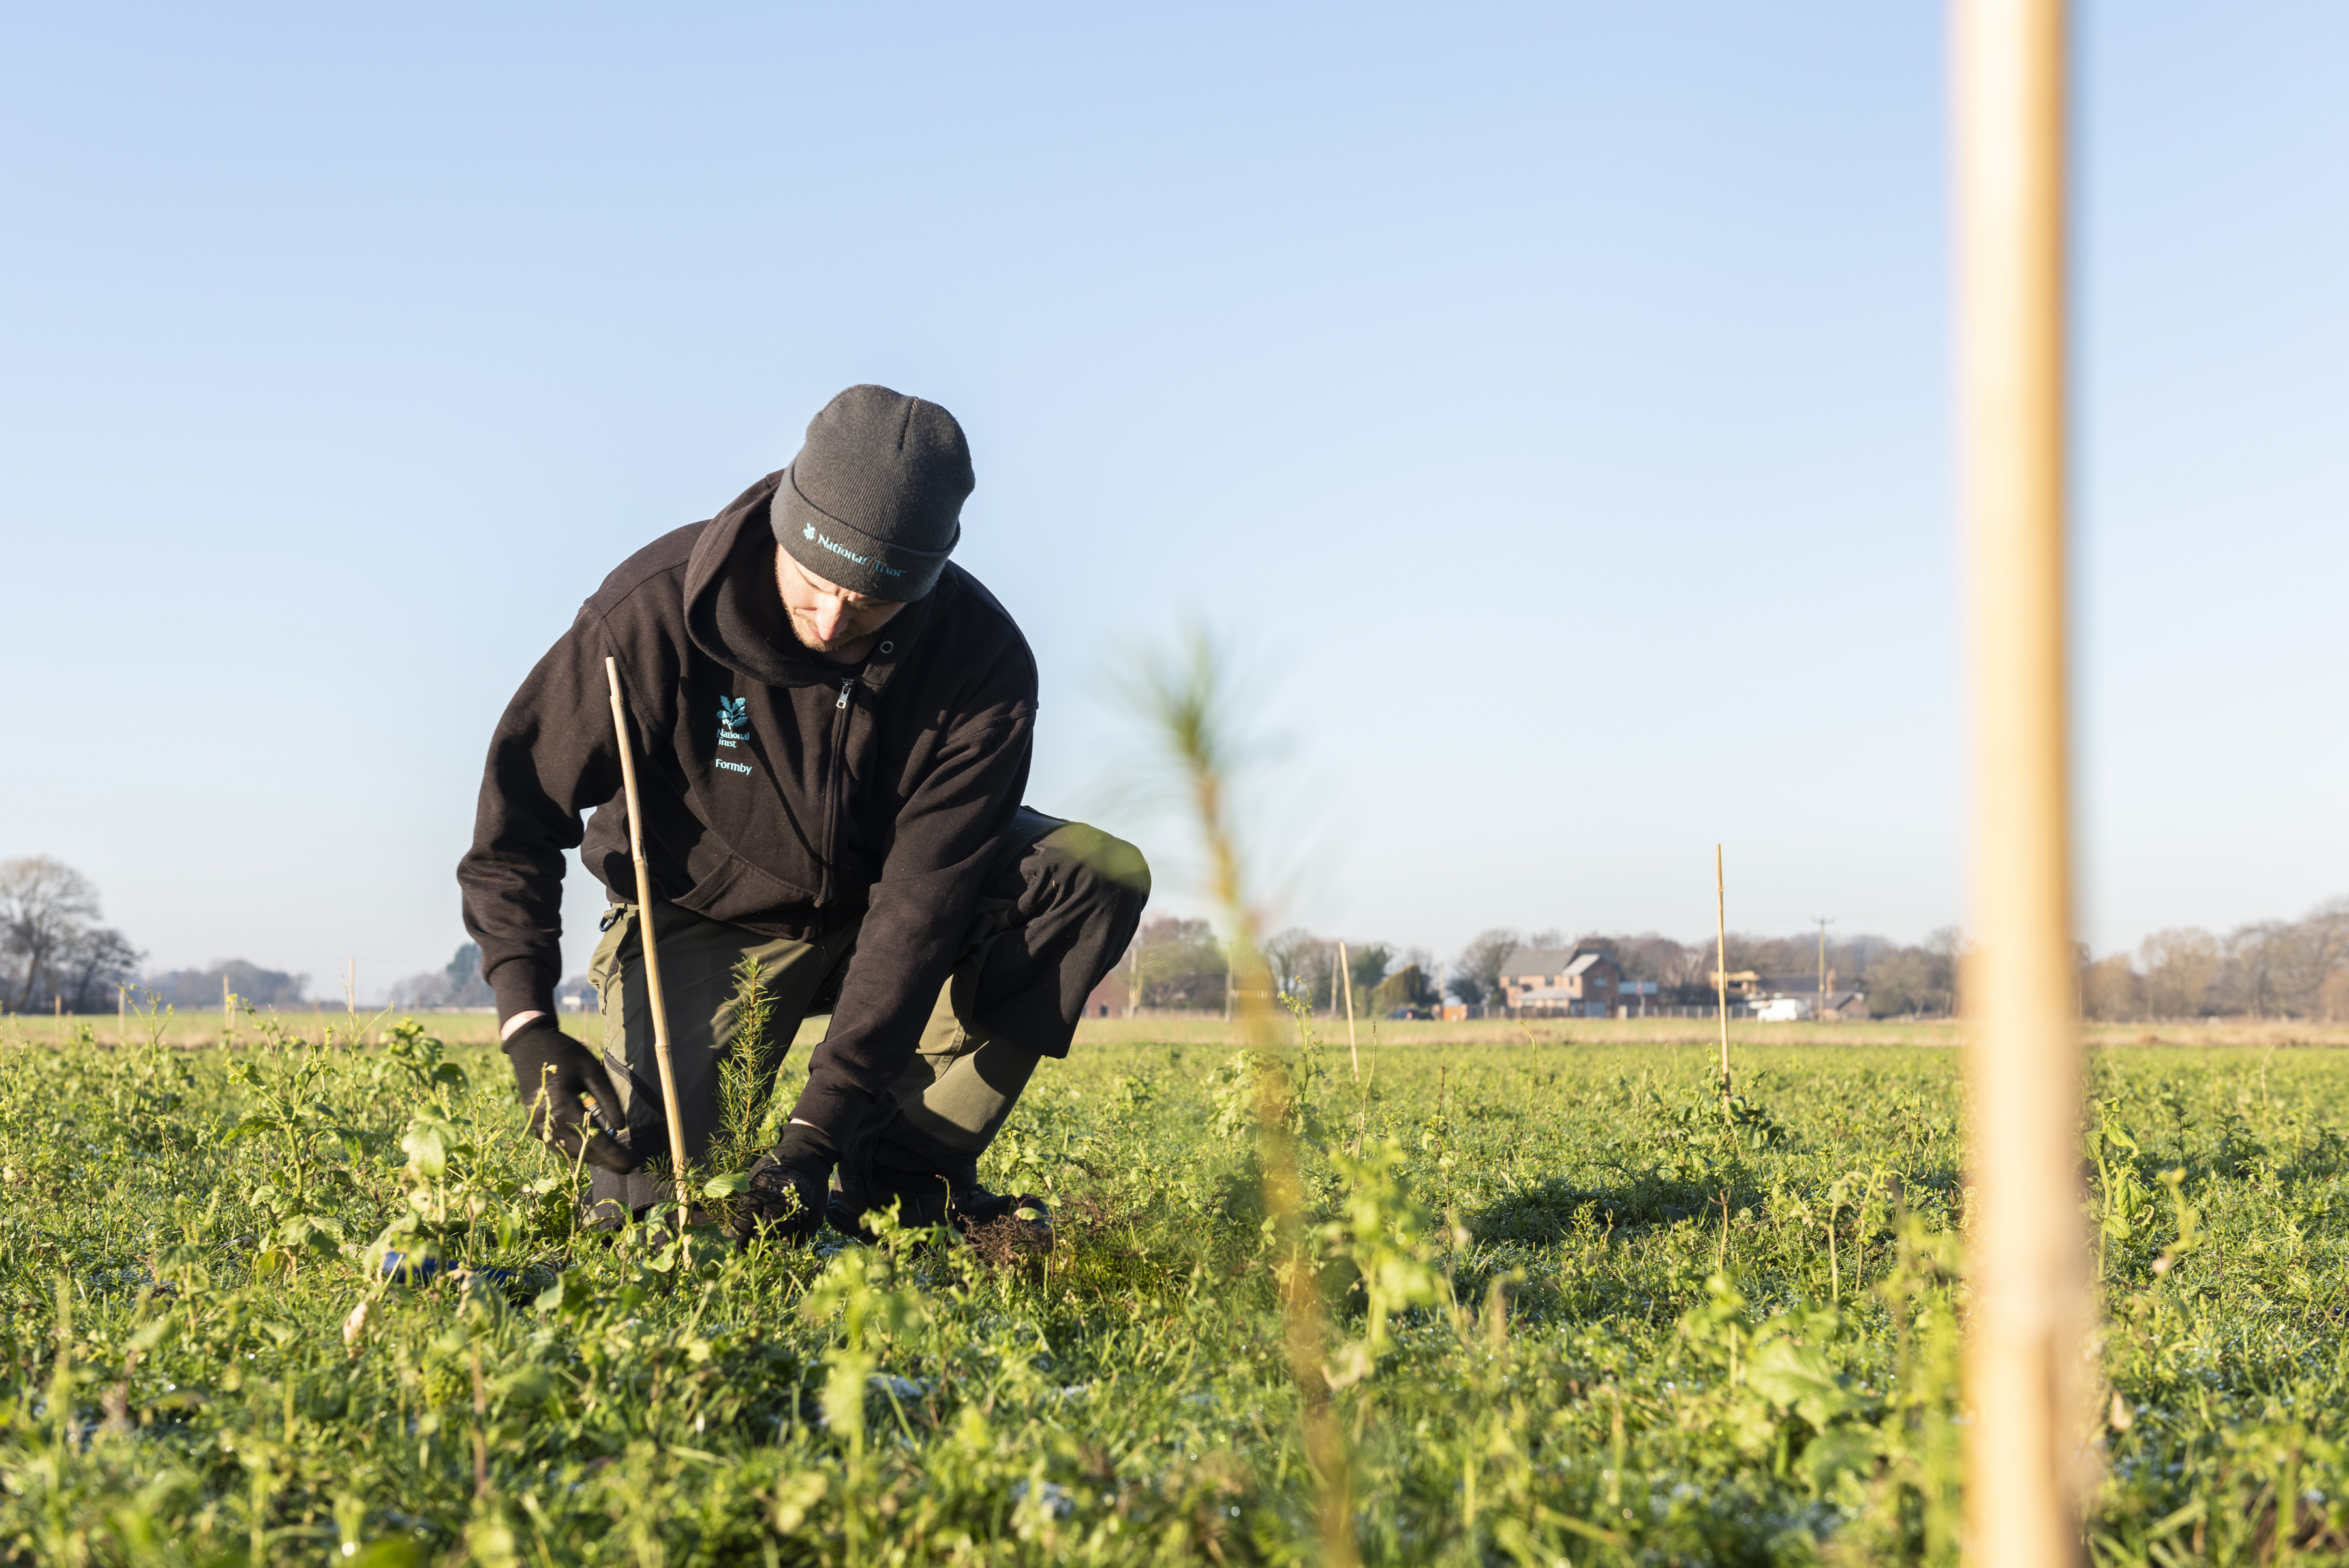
[604,656,693,1231]
[1336,940,1360,1081]
[1954,1,2087,1562]
[1714,844,1731,1110]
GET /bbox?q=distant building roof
[1755,976,1867,1008]
[1762,974,1862,997]
[1501,945,1616,977]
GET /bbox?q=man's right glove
[502,1020,641,1174]
[743,1122,838,1245]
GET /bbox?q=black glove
[743,1122,837,1245]
[502,1019,641,1174]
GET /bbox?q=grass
[1,1013,2345,1565]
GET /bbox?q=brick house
[1499,946,1623,1018]
[1082,966,1132,1020]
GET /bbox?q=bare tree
[1263,927,1336,1007]
[2080,952,2143,1021]
[2322,970,2349,1022]
[1861,930,1962,1019]
[59,926,142,1013]
[2,856,102,1011]
[2268,906,2348,1016]
[1447,927,1521,1007]
[2137,928,2220,1019]
[2218,923,2288,1019]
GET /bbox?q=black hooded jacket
[457,472,1036,1141]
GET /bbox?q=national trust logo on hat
[798,522,904,580]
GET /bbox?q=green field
[16,1007,2348,1054]
[1,1013,2344,1564]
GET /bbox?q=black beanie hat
[773,384,973,602]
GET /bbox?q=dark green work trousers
[583,808,1148,1220]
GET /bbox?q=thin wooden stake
[1954,1,2089,1561]
[1337,940,1360,1081]
[605,656,693,1239]
[1715,844,1732,1111]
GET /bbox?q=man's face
[775,548,907,654]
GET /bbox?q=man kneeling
[457,384,1148,1240]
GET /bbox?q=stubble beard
[787,613,851,654]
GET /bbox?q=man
[458,384,1148,1240]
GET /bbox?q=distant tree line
[147,959,310,1009]
[2080,900,2349,1021]
[1437,897,2349,1022]
[1122,917,1442,1013]
[19,848,2348,1026]
[1441,924,1964,1018]
[389,942,497,1009]
[1122,912,1962,1018]
[386,944,594,1011]
[3,853,318,1015]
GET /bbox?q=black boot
[827,1167,956,1240]
[828,1161,1051,1248]
[944,1180,1054,1250]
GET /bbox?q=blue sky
[3,4,2342,998]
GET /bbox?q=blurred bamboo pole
[1954,1,2088,1563]
[1147,637,1356,1568]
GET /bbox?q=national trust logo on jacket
[714,696,753,775]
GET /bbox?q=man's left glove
[503,1019,641,1174]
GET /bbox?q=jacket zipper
[819,678,855,904]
